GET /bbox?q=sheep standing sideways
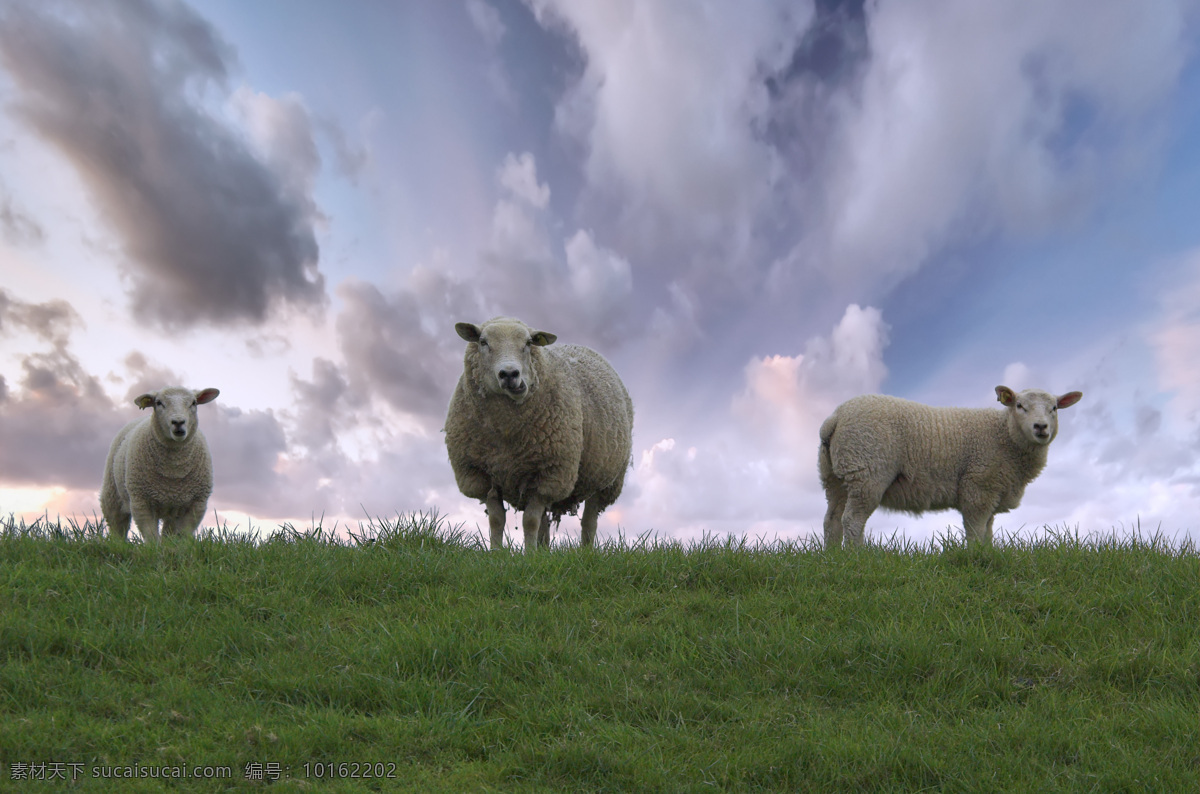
[101,387,220,542]
[819,386,1082,547]
[444,317,633,553]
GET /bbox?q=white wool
[100,386,219,542]
[444,317,633,552]
[819,386,1082,546]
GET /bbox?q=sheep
[444,317,633,553]
[101,386,220,542]
[818,386,1082,547]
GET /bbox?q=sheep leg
[536,508,550,548]
[961,504,996,546]
[105,508,131,541]
[840,480,883,546]
[173,501,207,538]
[485,487,506,551]
[129,499,161,543]
[580,500,599,547]
[100,480,130,541]
[522,496,546,555]
[822,479,848,549]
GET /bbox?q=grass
[0,512,1197,792]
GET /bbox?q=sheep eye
[1016,402,1024,411]
[479,339,488,347]
[155,399,163,407]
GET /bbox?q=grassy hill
[1,513,1197,792]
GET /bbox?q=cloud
[564,228,632,309]
[498,151,550,209]
[0,187,44,247]
[481,151,636,348]
[0,291,318,521]
[314,115,370,183]
[466,0,506,49]
[731,303,889,462]
[1151,251,1200,419]
[527,0,1193,346]
[335,264,486,422]
[626,303,890,537]
[0,288,80,345]
[232,88,322,205]
[467,0,516,106]
[1022,381,1200,536]
[0,0,326,330]
[0,292,120,488]
[287,358,351,453]
[809,0,1191,289]
[530,0,812,233]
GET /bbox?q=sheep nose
[498,368,520,386]
[171,419,187,435]
[1033,422,1047,433]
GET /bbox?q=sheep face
[996,386,1082,446]
[456,318,557,404]
[134,387,220,444]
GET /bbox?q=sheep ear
[995,386,1016,406]
[134,393,156,409]
[530,331,557,346]
[455,322,481,343]
[195,388,220,405]
[1056,391,1082,409]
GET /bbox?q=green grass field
[1,513,1196,792]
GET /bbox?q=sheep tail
[817,412,837,485]
[818,413,837,448]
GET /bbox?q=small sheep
[818,386,1082,547]
[101,386,220,542]
[444,317,633,553]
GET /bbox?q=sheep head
[135,386,220,444]
[996,386,1082,446]
[456,317,556,404]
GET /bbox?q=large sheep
[101,387,220,542]
[818,386,1082,547]
[444,317,633,552]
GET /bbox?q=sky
[1,0,1199,546]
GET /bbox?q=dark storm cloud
[0,294,120,487]
[335,273,485,421]
[288,357,352,452]
[0,288,79,343]
[202,403,291,511]
[0,0,325,330]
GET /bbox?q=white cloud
[483,152,635,347]
[816,1,1189,287]
[731,303,889,466]
[530,0,812,232]
[497,151,550,209]
[564,228,632,305]
[488,198,553,268]
[624,303,890,539]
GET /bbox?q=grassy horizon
[1,512,1197,792]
